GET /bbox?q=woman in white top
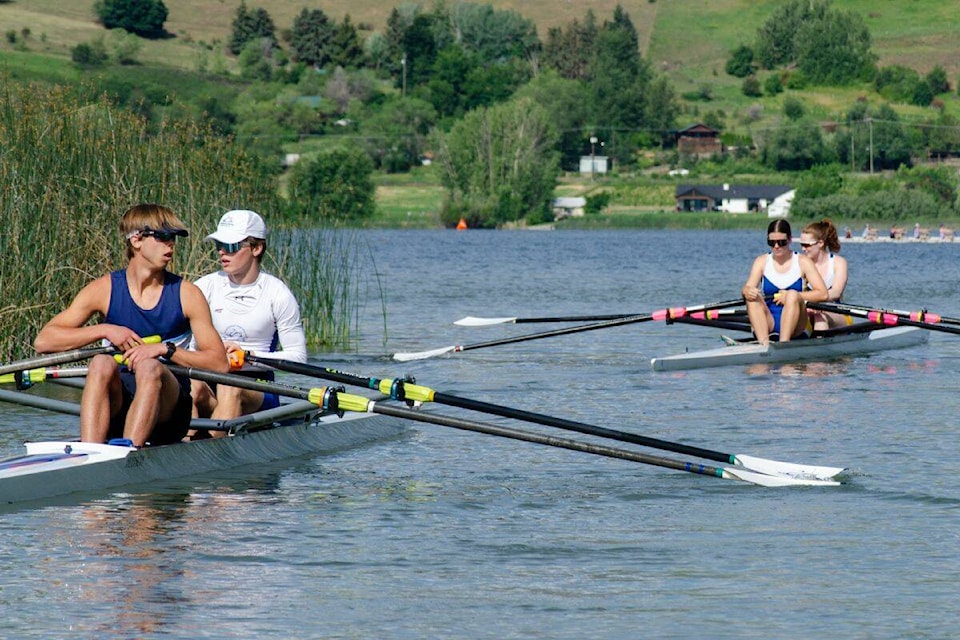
[800,218,849,331]
[187,210,307,436]
[741,218,828,345]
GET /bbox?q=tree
[229,2,277,56]
[755,0,830,69]
[542,11,598,81]
[288,7,334,67]
[449,2,540,63]
[328,15,366,69]
[794,8,875,85]
[513,71,591,170]
[434,97,560,228]
[760,119,833,171]
[287,148,376,221]
[400,13,439,88]
[926,65,950,94]
[359,96,438,172]
[725,45,754,78]
[94,0,168,38]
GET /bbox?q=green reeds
[0,80,361,360]
[271,228,376,349]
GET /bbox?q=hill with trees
[2,0,959,228]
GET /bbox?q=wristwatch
[164,341,176,360]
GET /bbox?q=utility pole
[868,117,874,174]
[401,54,407,98]
[590,135,597,180]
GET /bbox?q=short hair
[121,204,187,259]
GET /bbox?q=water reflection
[72,492,193,637]
[745,360,851,377]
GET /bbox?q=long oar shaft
[242,354,792,470]
[396,296,751,361]
[818,301,960,327]
[167,364,774,484]
[175,364,839,486]
[808,302,960,336]
[0,336,161,376]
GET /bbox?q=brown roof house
[675,123,722,156]
[675,184,795,218]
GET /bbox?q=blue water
[2,230,959,639]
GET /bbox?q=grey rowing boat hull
[650,325,929,371]
[0,401,404,505]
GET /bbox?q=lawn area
[372,169,445,228]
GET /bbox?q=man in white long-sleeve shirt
[187,209,307,437]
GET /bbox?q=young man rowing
[34,204,229,447]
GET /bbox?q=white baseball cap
[206,209,267,244]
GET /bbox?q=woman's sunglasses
[767,238,790,248]
[214,240,251,254]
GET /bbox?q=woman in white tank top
[800,219,849,331]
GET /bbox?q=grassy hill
[3,0,958,135]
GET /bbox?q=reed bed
[0,80,360,360]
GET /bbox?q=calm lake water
[2,229,959,639]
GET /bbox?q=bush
[585,192,612,213]
[94,0,168,39]
[741,76,762,97]
[792,190,951,222]
[764,74,783,96]
[287,147,376,221]
[725,45,754,78]
[71,41,108,66]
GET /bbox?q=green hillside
[2,0,958,133]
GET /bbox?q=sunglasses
[767,238,790,248]
[140,228,184,242]
[214,240,251,254]
[799,241,817,248]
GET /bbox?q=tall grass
[271,228,384,349]
[0,80,360,360]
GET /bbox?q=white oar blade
[392,345,457,362]
[733,454,847,481]
[722,467,841,487]
[454,316,518,327]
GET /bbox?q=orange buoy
[456,217,467,230]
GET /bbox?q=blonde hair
[120,204,187,259]
[802,218,841,253]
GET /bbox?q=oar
[168,365,839,487]
[237,353,844,482]
[0,366,89,388]
[808,302,960,336]
[395,296,753,361]
[0,336,161,377]
[455,308,747,327]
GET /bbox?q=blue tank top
[104,270,191,342]
[761,253,804,334]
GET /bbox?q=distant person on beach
[861,223,871,238]
[800,219,849,331]
[913,223,921,239]
[741,219,829,346]
[844,226,852,239]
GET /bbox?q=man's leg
[80,354,122,443]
